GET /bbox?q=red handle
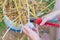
[34,18,60,27]
[58,18,60,21]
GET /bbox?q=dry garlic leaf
[0,18,2,22]
[0,14,3,18]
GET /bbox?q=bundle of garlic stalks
[3,0,55,25]
[2,0,55,40]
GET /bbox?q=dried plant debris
[6,11,18,20]
[0,13,3,17]
[0,18,2,22]
[0,14,3,22]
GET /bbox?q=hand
[22,26,41,40]
[40,10,60,26]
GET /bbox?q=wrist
[52,10,60,17]
[34,36,41,40]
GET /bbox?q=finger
[23,26,35,36]
[24,24,37,33]
[22,26,29,36]
[23,26,34,38]
[40,19,47,26]
[25,26,36,32]
[24,27,37,38]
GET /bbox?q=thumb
[40,19,47,26]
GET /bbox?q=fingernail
[40,24,43,26]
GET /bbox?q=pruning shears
[30,17,60,28]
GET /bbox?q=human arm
[40,10,60,25]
